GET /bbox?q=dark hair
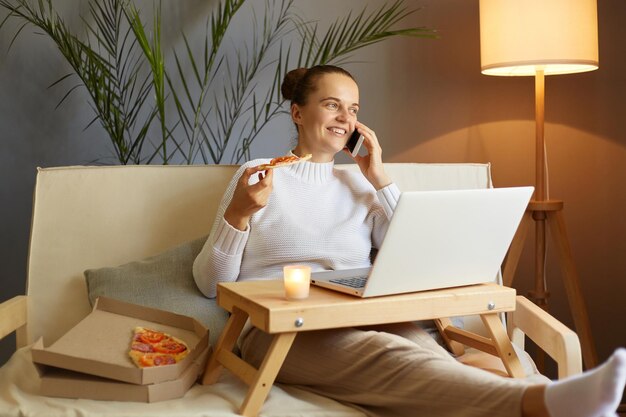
[281,65,356,106]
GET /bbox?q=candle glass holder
[283,265,311,300]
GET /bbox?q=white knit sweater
[193,158,401,298]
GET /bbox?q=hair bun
[281,68,308,101]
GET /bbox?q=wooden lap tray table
[202,281,523,417]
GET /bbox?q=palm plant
[0,0,435,165]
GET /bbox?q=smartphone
[345,129,364,157]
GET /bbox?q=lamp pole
[535,70,546,203]
[532,70,548,310]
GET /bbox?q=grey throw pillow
[84,236,228,348]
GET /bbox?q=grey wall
[2,0,625,380]
[0,0,356,364]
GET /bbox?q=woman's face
[292,73,359,162]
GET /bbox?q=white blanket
[0,345,364,417]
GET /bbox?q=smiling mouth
[328,127,347,136]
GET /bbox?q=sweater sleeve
[193,163,255,298]
[371,182,401,249]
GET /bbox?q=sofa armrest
[0,295,28,348]
[507,295,582,379]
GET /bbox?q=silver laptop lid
[361,186,533,297]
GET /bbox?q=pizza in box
[128,327,190,368]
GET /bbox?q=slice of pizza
[129,351,178,368]
[128,326,190,368]
[257,153,312,170]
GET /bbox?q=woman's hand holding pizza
[224,167,273,231]
[347,121,391,190]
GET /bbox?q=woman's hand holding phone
[346,121,391,190]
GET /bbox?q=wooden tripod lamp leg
[503,211,532,287]
[547,211,598,368]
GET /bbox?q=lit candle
[283,265,311,300]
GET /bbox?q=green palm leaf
[0,0,435,165]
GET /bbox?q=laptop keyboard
[329,275,368,289]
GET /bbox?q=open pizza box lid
[34,345,210,403]
[31,296,209,385]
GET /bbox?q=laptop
[310,186,533,297]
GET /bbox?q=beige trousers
[240,323,548,417]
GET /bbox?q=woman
[194,65,625,417]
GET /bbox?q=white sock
[545,347,626,417]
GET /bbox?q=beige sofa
[0,163,581,416]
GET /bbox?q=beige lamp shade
[480,0,599,76]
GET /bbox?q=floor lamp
[479,0,599,369]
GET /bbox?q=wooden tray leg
[480,313,525,378]
[239,332,297,417]
[434,318,465,356]
[202,306,249,385]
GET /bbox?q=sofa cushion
[84,236,227,347]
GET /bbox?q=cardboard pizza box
[34,344,210,403]
[31,296,209,385]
